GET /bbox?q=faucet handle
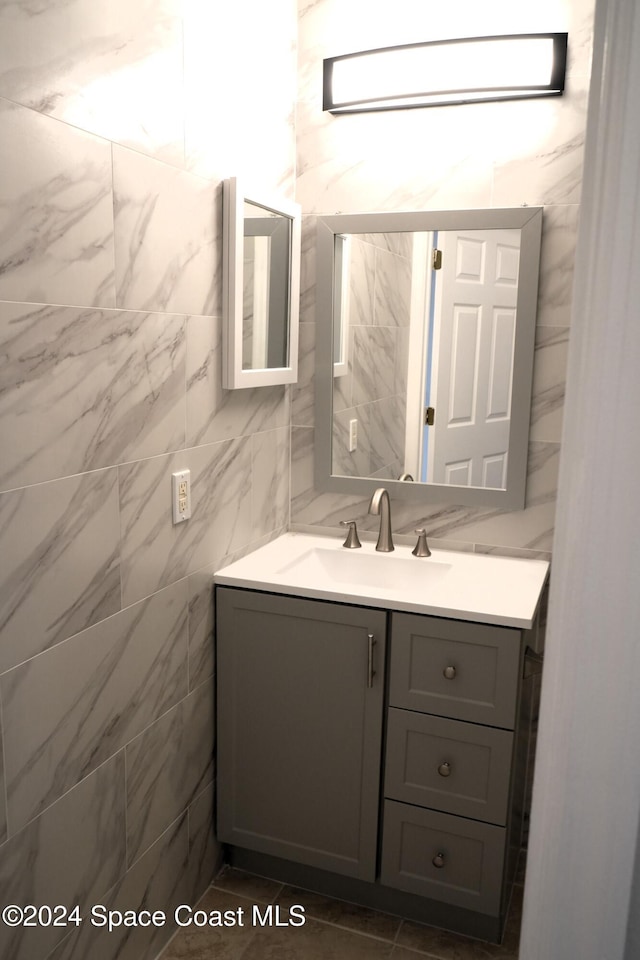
[340,519,362,549]
[412,528,431,558]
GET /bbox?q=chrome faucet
[368,487,394,552]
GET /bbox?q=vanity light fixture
[323,33,568,113]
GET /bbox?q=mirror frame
[315,206,543,509]
[222,178,301,389]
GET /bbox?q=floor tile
[213,867,284,904]
[396,887,522,960]
[276,885,402,942]
[159,888,258,960]
[241,915,394,960]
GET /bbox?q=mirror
[222,178,301,388]
[315,208,542,509]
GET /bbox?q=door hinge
[432,249,442,270]
[424,406,435,426]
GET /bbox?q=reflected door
[428,230,520,488]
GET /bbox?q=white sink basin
[215,532,549,629]
[276,546,452,591]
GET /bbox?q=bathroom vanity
[214,533,548,942]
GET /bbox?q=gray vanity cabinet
[216,587,386,881]
[216,586,537,941]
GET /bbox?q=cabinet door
[217,588,387,881]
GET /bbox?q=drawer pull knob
[432,852,446,869]
[438,761,452,777]
[443,665,457,680]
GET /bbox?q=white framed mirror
[315,207,543,509]
[222,178,301,388]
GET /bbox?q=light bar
[323,33,568,113]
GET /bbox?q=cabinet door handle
[367,634,376,688]
[443,665,457,680]
[437,761,452,778]
[432,852,446,869]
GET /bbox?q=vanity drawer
[380,800,505,916]
[389,613,521,728]
[384,709,513,825]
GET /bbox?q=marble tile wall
[0,1,297,958]
[332,235,411,480]
[292,0,595,560]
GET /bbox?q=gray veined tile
[529,326,570,444]
[0,707,6,846]
[0,98,115,308]
[0,0,185,166]
[113,145,220,316]
[0,302,186,491]
[536,205,580,327]
[119,438,253,607]
[0,753,126,960]
[0,469,121,675]
[251,427,290,540]
[1,579,189,835]
[292,321,316,429]
[126,680,214,865]
[50,813,190,960]
[373,247,412,328]
[187,781,223,907]
[348,238,376,327]
[185,314,290,448]
[187,564,216,692]
[492,78,589,207]
[352,326,398,407]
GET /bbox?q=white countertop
[214,532,549,629]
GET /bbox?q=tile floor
[157,865,523,960]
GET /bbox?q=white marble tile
[185,314,289,447]
[292,321,316,429]
[126,681,214,865]
[119,439,253,607]
[374,247,412,327]
[113,145,220,316]
[530,326,570,444]
[295,98,494,214]
[0,711,6,846]
[251,427,290,540]
[0,98,115,307]
[0,754,126,960]
[391,441,561,553]
[0,303,186,492]
[537,205,580,327]
[187,564,215,692]
[290,425,369,528]
[2,579,188,835]
[50,813,190,960]
[300,215,318,324]
[0,0,184,166]
[0,469,121,675]
[348,238,376,326]
[492,76,589,207]
[352,326,398,407]
[187,781,222,907]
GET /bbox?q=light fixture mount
[323,33,568,113]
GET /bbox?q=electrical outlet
[349,418,358,452]
[172,470,191,524]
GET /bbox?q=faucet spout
[368,488,394,553]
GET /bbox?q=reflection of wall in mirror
[332,232,412,480]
